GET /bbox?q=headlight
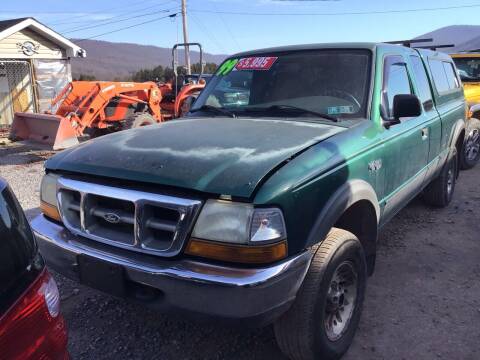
[191,200,286,244]
[40,173,58,206]
[40,173,61,221]
[250,208,286,243]
[191,200,253,244]
[187,200,287,264]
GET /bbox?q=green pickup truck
[32,43,466,360]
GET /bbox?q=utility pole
[181,0,191,75]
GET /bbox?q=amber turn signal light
[40,201,61,222]
[185,238,287,264]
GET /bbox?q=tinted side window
[429,59,450,93]
[443,62,460,89]
[385,61,412,116]
[410,56,433,110]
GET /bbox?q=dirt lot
[1,142,479,360]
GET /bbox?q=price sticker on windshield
[235,57,278,71]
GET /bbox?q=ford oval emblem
[103,212,121,224]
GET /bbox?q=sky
[2,0,480,56]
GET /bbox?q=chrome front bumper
[31,215,312,324]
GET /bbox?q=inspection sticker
[235,57,278,71]
[327,105,355,115]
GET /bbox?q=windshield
[191,49,372,120]
[452,57,480,82]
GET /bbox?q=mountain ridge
[414,25,480,52]
[70,39,227,80]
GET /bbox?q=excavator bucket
[9,112,79,150]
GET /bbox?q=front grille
[56,178,202,256]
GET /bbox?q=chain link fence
[0,61,35,127]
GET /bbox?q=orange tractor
[158,42,208,120]
[9,43,207,150]
[10,81,163,150]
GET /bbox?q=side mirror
[384,94,422,128]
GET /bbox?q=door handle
[421,127,429,140]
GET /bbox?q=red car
[0,178,68,359]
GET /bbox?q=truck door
[426,57,465,175]
[381,55,430,220]
[409,55,442,183]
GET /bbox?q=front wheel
[124,113,157,129]
[274,228,367,360]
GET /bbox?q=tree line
[75,62,218,82]
[132,62,218,82]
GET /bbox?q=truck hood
[46,117,345,198]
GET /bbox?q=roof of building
[0,18,30,32]
[0,17,86,57]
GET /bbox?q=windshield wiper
[244,104,338,122]
[189,105,236,118]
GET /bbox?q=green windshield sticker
[216,58,239,76]
[327,106,355,115]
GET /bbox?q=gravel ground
[1,141,479,360]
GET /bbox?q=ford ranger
[32,43,466,360]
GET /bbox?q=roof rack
[386,38,433,47]
[414,44,455,51]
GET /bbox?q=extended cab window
[410,55,433,110]
[429,59,459,94]
[383,56,412,116]
[192,50,372,120]
[443,62,460,89]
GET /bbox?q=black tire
[459,128,480,170]
[124,113,156,129]
[274,228,367,360]
[423,148,457,207]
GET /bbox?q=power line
[217,13,241,52]
[75,12,179,42]
[57,0,179,31]
[190,13,227,54]
[47,0,161,25]
[190,3,480,16]
[54,2,175,29]
[62,6,180,34]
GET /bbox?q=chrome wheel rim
[447,168,454,195]
[465,130,480,162]
[324,261,358,341]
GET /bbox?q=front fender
[305,179,380,248]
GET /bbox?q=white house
[0,17,85,126]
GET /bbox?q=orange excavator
[9,43,208,150]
